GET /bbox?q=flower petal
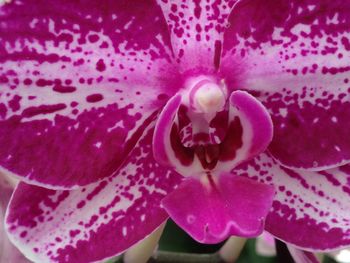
[5,125,182,263]
[0,174,29,263]
[216,90,273,173]
[0,0,178,188]
[222,0,350,170]
[157,0,237,72]
[287,245,320,263]
[236,154,350,251]
[162,173,274,243]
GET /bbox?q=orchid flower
[1,0,350,262]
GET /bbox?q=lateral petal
[222,0,350,170]
[235,154,350,251]
[5,125,182,263]
[0,0,177,188]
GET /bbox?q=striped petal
[0,0,177,188]
[5,125,182,263]
[157,0,237,72]
[222,0,350,170]
[235,154,350,251]
[0,174,29,263]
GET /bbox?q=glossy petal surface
[162,173,274,243]
[6,126,182,263]
[0,0,177,188]
[222,0,350,170]
[236,154,350,251]
[158,0,237,72]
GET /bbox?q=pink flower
[1,0,350,262]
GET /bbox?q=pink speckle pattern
[235,154,350,251]
[158,0,237,72]
[6,125,182,263]
[0,0,179,188]
[221,0,350,170]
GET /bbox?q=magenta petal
[222,0,350,170]
[287,245,320,263]
[5,126,182,263]
[0,175,29,263]
[236,154,350,251]
[0,0,178,188]
[153,94,182,168]
[162,173,274,243]
[215,90,273,172]
[230,90,273,157]
[158,0,237,72]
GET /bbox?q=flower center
[153,75,273,178]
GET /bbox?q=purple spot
[0,76,9,83]
[96,59,106,72]
[23,79,32,85]
[74,59,85,66]
[22,104,67,118]
[99,41,109,49]
[86,94,104,103]
[20,231,27,238]
[77,200,86,209]
[70,101,78,107]
[214,40,222,69]
[53,85,76,93]
[88,34,99,43]
[9,95,21,112]
[0,104,7,118]
[36,79,53,87]
[69,230,81,238]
